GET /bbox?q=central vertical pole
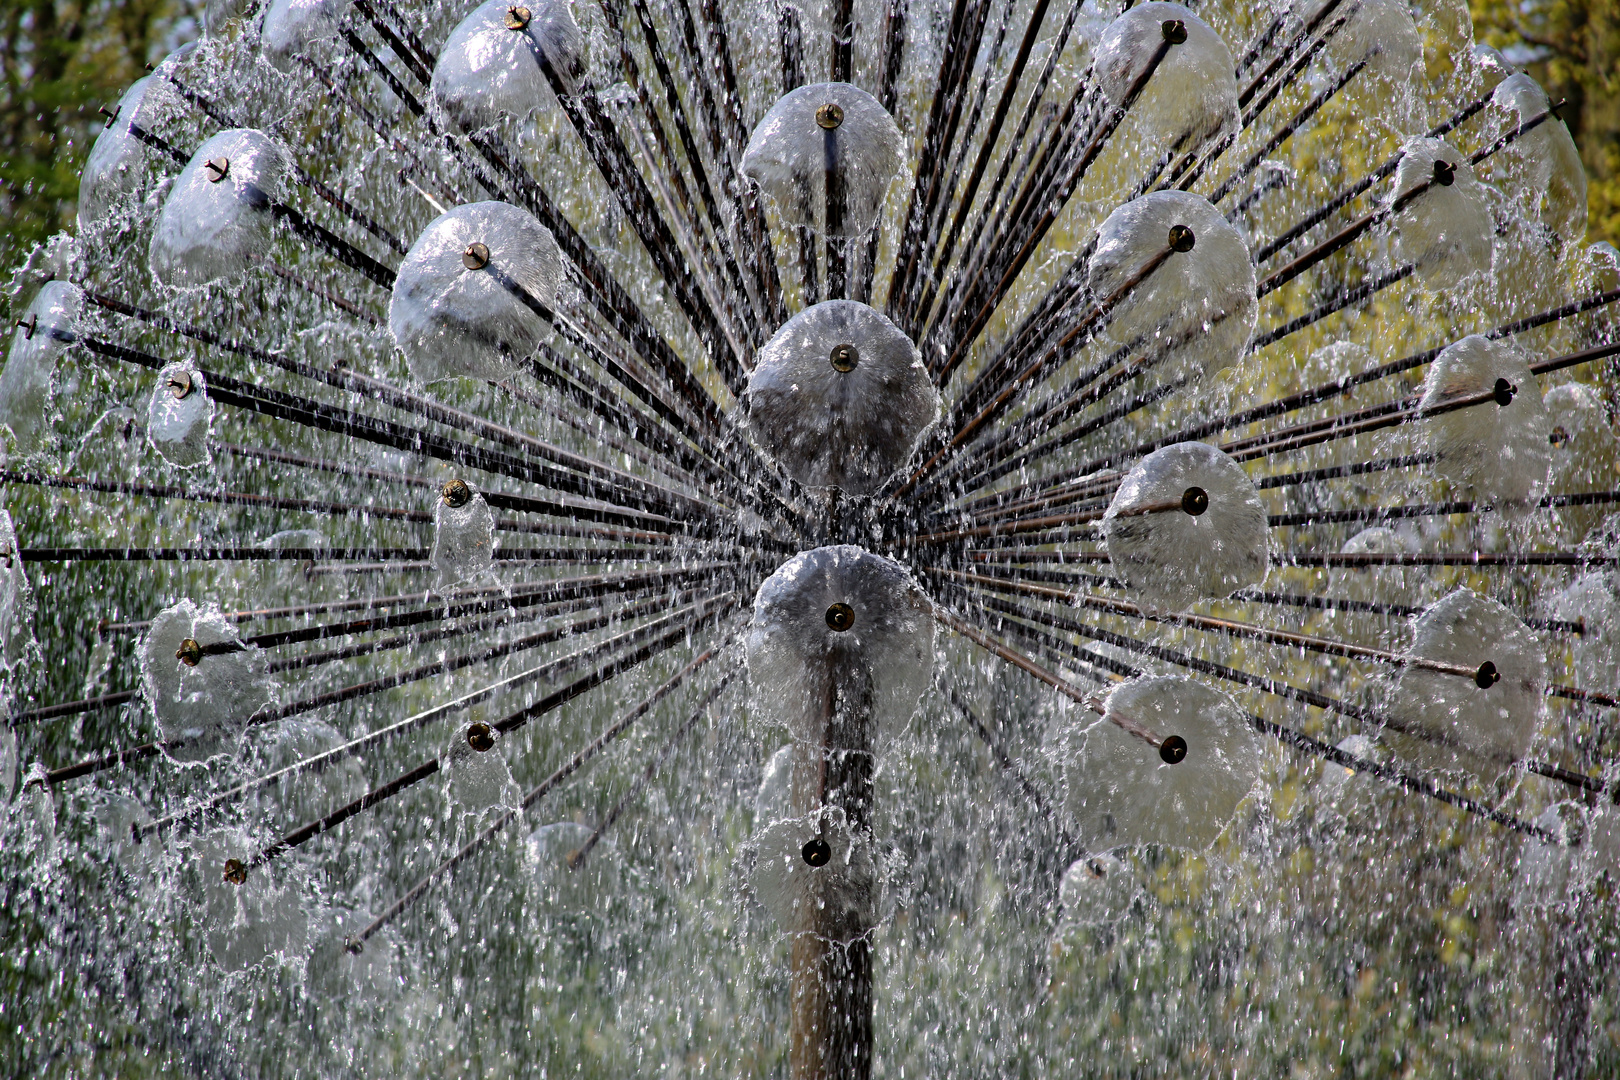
[824,127,848,299]
[789,648,875,1080]
[1550,899,1594,1079]
[826,0,853,299]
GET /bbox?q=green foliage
[1472,0,1620,244]
[0,0,201,270]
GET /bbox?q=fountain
[3,0,1618,1076]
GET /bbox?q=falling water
[3,0,1619,1077]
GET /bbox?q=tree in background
[0,1,1615,269]
[1473,0,1620,245]
[0,0,200,270]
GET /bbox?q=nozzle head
[825,602,855,632]
[801,837,832,866]
[442,478,473,508]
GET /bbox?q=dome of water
[146,361,214,467]
[745,299,939,494]
[741,82,904,238]
[441,718,520,813]
[430,481,495,585]
[205,0,254,35]
[1488,73,1587,247]
[1055,853,1144,930]
[1515,801,1589,911]
[0,280,81,457]
[1326,526,1426,640]
[1385,587,1546,780]
[149,128,290,286]
[1388,137,1495,289]
[751,804,879,940]
[388,200,562,384]
[745,545,933,752]
[1419,334,1551,507]
[1102,441,1268,613]
[139,599,276,763]
[1550,573,1620,689]
[259,0,354,72]
[1087,189,1257,380]
[1471,43,1516,88]
[430,0,583,132]
[1583,239,1620,291]
[198,835,312,972]
[1064,675,1264,850]
[1544,382,1619,537]
[262,718,368,817]
[1315,732,1383,806]
[754,742,798,824]
[77,76,180,228]
[1585,804,1620,884]
[1294,0,1422,84]
[0,509,35,691]
[1092,4,1237,151]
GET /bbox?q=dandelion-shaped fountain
[4,0,1620,1075]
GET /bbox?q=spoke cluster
[4,0,1618,1071]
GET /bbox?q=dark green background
[2,1,1619,272]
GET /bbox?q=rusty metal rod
[936,575,1607,802]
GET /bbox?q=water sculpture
[741,81,905,238]
[0,281,81,457]
[1091,2,1237,150]
[1490,72,1587,249]
[388,200,562,384]
[1388,137,1495,288]
[259,0,354,71]
[147,361,215,467]
[1385,587,1547,779]
[77,74,182,228]
[745,300,939,494]
[1419,334,1551,507]
[431,0,584,131]
[138,599,276,762]
[1087,189,1258,380]
[5,0,1620,1076]
[1064,675,1264,850]
[1101,440,1269,613]
[149,129,291,285]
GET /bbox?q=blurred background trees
[1,1,1618,272]
[0,0,200,270]
[1473,0,1620,243]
